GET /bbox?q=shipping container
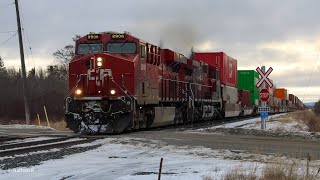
[289,94,295,104]
[268,95,274,107]
[250,91,260,106]
[238,90,250,106]
[289,94,294,102]
[282,100,287,106]
[274,88,287,100]
[274,97,280,107]
[237,70,259,92]
[194,52,237,87]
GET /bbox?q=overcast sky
[1,0,319,102]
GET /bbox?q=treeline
[0,58,68,122]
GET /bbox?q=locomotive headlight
[110,89,116,95]
[97,61,103,67]
[96,57,103,67]
[75,89,82,95]
[97,57,103,62]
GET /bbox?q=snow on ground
[242,116,309,132]
[215,114,285,129]
[197,113,311,134]
[0,138,319,180]
[0,124,54,130]
[0,138,267,180]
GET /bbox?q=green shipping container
[238,70,260,106]
[250,91,260,106]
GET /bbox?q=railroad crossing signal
[259,88,270,102]
[260,112,269,119]
[256,67,273,88]
[258,107,270,113]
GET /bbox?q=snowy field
[1,138,318,180]
[0,138,295,180]
[1,113,319,179]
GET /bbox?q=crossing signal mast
[14,0,31,124]
[256,66,273,130]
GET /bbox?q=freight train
[64,32,305,134]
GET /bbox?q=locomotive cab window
[140,45,146,58]
[107,42,136,54]
[77,43,103,55]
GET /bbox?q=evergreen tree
[314,100,320,116]
[0,56,4,70]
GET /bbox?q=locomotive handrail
[65,74,87,99]
[160,77,213,88]
[111,78,134,112]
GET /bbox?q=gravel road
[119,130,320,160]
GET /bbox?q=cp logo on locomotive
[87,69,112,86]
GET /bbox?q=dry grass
[223,167,258,180]
[290,110,320,132]
[47,120,68,130]
[221,160,320,180]
[0,119,26,125]
[261,163,299,180]
[0,118,68,131]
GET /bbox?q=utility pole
[14,0,30,124]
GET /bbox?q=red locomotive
[65,32,304,134]
[65,32,225,134]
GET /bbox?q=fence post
[306,153,311,179]
[43,106,50,127]
[158,158,163,180]
[37,114,41,126]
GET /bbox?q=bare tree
[53,35,81,65]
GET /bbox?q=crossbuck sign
[256,67,273,88]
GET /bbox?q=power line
[19,1,35,69]
[0,32,17,47]
[302,48,320,102]
[20,9,34,60]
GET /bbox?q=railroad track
[0,137,25,144]
[0,136,97,157]
[146,113,286,132]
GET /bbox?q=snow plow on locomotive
[65,32,223,134]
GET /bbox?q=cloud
[1,0,320,102]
